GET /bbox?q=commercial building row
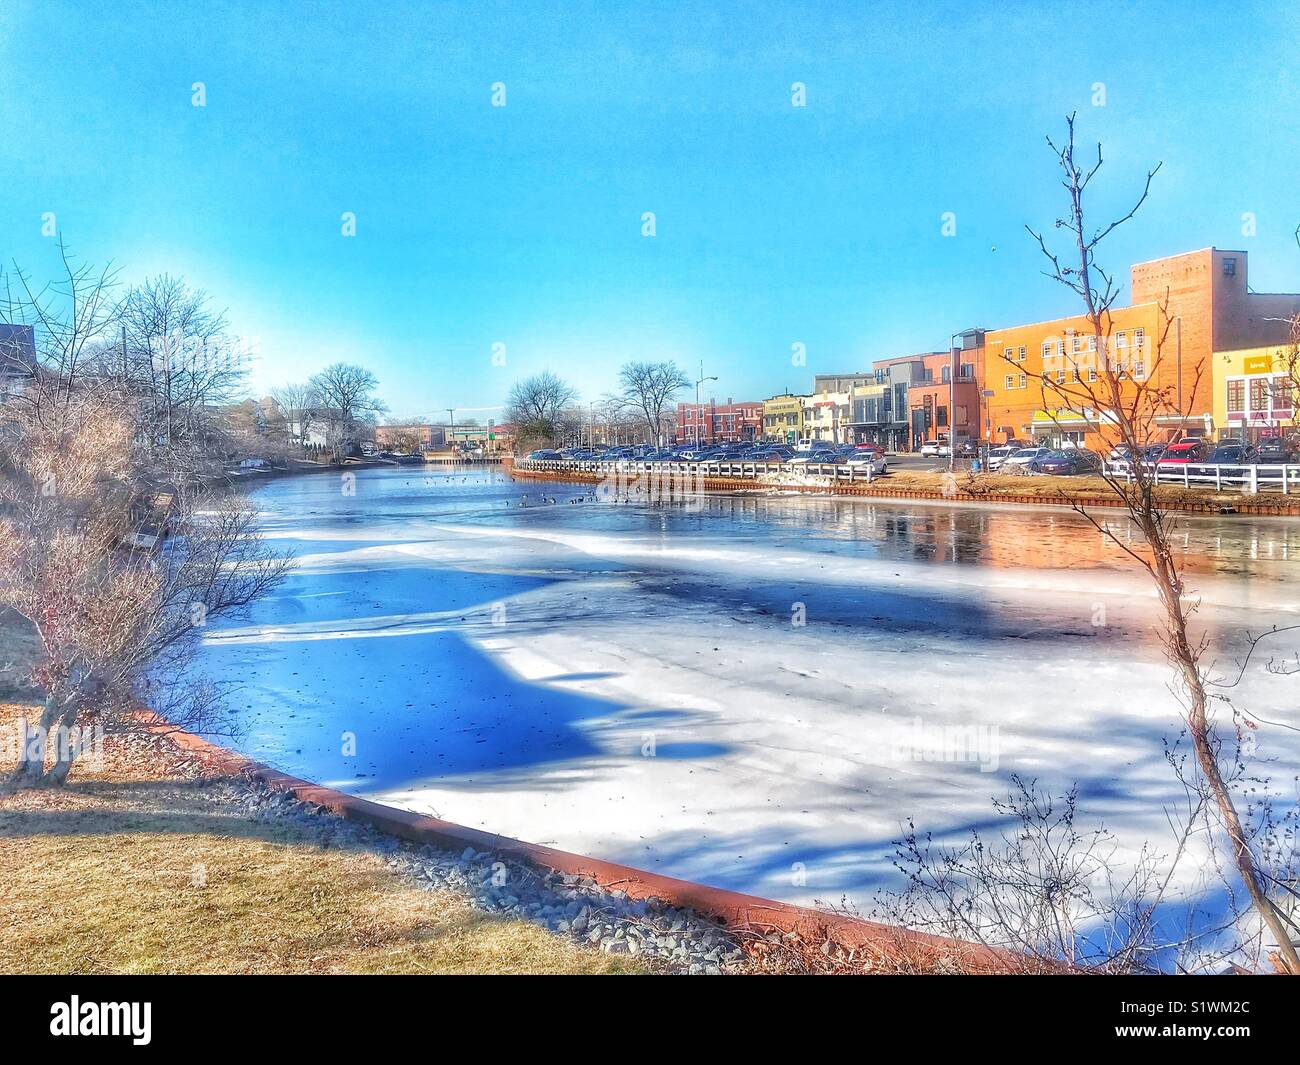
[675,248,1300,450]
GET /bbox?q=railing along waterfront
[1104,460,1300,495]
[514,456,1300,495]
[514,457,884,482]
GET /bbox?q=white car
[919,440,949,457]
[845,450,887,474]
[985,445,1020,470]
[1002,446,1050,471]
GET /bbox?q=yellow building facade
[1212,344,1296,441]
[762,394,805,442]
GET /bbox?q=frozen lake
[197,466,1300,908]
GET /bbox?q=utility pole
[695,360,718,446]
[949,333,958,473]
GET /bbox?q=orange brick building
[981,249,1300,448]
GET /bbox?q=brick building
[375,423,445,451]
[675,399,763,444]
[982,248,1300,447]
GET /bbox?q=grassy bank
[0,704,647,975]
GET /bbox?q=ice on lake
[194,466,1300,909]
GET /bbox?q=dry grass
[0,703,647,975]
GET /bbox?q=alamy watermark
[889,717,1000,773]
[595,465,706,510]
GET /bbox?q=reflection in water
[253,466,1300,582]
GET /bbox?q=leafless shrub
[0,245,292,788]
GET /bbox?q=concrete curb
[151,721,1018,972]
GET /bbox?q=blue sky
[1,1,1297,418]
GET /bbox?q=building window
[1004,374,1014,390]
[1055,370,1066,384]
[1041,341,1052,359]
[1071,335,1083,353]
[1115,331,1127,348]
[1133,328,1145,350]
[1086,335,1097,352]
[937,405,948,428]
[1019,374,1027,389]
[1223,257,1237,277]
[1132,362,1145,380]
[1003,346,1013,361]
[941,365,950,384]
[1018,345,1027,362]
[1227,379,1245,414]
[1250,377,1269,412]
[1272,376,1293,413]
[959,362,973,379]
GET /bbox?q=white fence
[1105,460,1300,494]
[516,457,886,484]
[518,456,1300,496]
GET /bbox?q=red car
[1156,440,1208,465]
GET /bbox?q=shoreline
[502,458,1300,518]
[152,716,1020,973]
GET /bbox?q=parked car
[845,450,887,474]
[1157,440,1209,465]
[525,448,561,460]
[1207,442,1258,464]
[789,448,840,466]
[984,445,1021,471]
[1256,437,1297,464]
[1002,446,1051,471]
[918,439,949,457]
[1029,449,1102,476]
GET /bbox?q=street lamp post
[695,360,717,445]
[948,334,959,472]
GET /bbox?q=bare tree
[270,381,319,451]
[115,275,244,448]
[505,370,577,449]
[1,237,121,412]
[1011,114,1299,972]
[0,249,292,788]
[593,391,642,445]
[1275,225,1300,414]
[376,419,427,454]
[619,360,690,445]
[308,362,386,460]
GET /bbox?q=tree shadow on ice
[199,622,731,797]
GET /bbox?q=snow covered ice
[194,467,1300,910]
